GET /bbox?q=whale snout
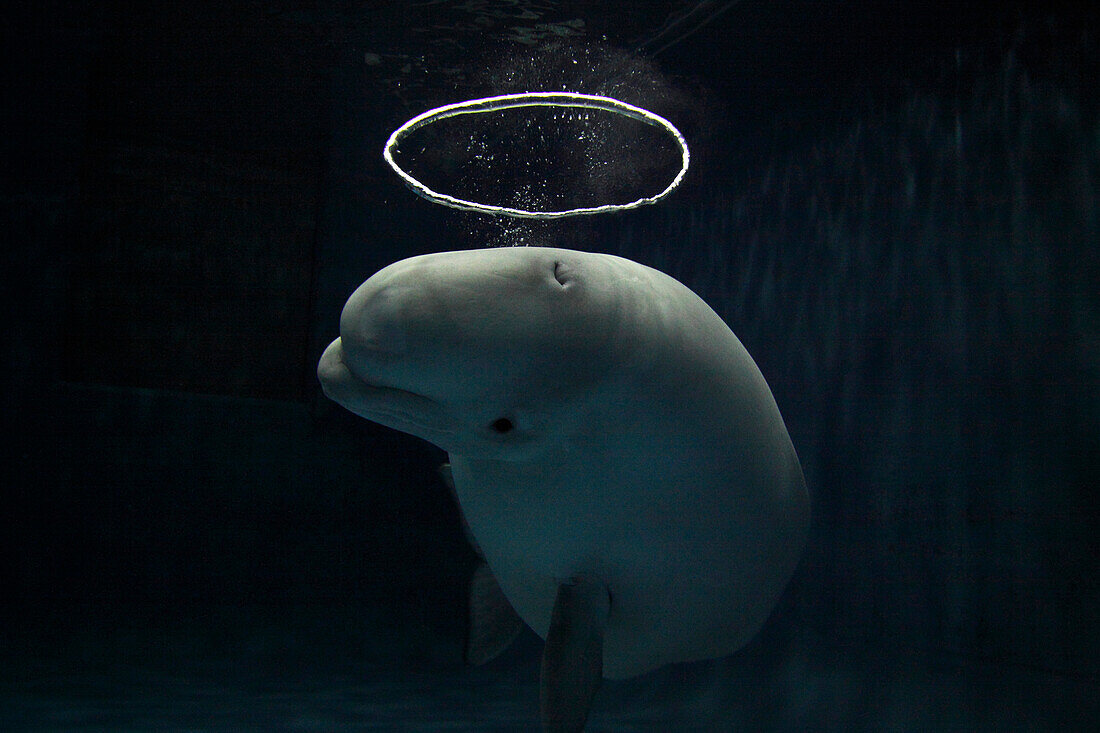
[316,337,361,404]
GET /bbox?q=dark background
[3,0,1098,729]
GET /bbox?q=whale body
[318,246,809,730]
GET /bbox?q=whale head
[318,247,635,460]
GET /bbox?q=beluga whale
[318,246,809,731]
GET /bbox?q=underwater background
[3,0,1097,729]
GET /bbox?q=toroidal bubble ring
[383,92,690,219]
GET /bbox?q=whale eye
[490,417,514,434]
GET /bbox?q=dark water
[3,605,1095,731]
[5,1,1098,730]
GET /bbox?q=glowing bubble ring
[383,92,690,219]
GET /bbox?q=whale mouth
[347,372,455,437]
[318,338,459,444]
